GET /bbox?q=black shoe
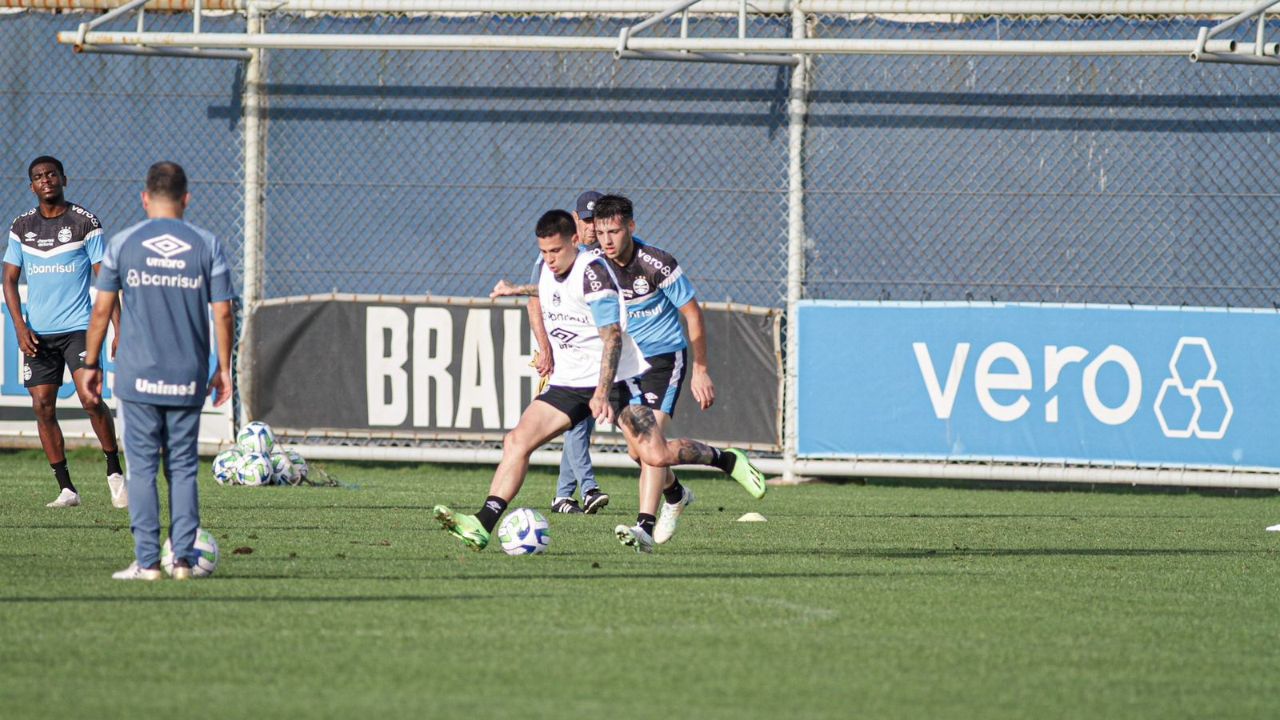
[582,489,610,514]
[552,497,584,514]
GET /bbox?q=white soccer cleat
[46,488,81,508]
[107,473,128,509]
[615,524,655,554]
[111,562,164,581]
[653,486,695,545]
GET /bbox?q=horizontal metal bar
[74,43,252,58]
[618,48,801,64]
[1191,48,1280,62]
[284,443,1280,488]
[58,31,1243,55]
[8,0,1275,14]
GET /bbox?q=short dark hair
[592,195,633,223]
[535,209,576,240]
[146,161,188,201]
[28,156,64,180]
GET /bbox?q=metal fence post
[238,3,265,424]
[783,4,809,483]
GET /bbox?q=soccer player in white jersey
[3,156,126,508]
[492,190,610,515]
[436,210,767,553]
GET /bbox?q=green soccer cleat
[433,504,490,551]
[724,448,767,500]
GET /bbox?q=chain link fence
[807,14,1280,307]
[259,13,793,306]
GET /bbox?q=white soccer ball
[285,449,309,484]
[498,508,551,556]
[160,527,220,577]
[268,451,298,486]
[236,421,275,455]
[212,449,243,485]
[236,452,273,487]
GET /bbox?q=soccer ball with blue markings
[212,449,243,485]
[160,528,219,578]
[498,508,551,556]
[236,452,273,487]
[236,421,275,455]
[284,449,309,484]
[268,451,298,486]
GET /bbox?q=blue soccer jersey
[96,218,236,407]
[594,238,695,357]
[4,204,105,334]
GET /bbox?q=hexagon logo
[1152,337,1232,440]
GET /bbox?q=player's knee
[502,429,534,456]
[31,396,57,423]
[75,387,102,411]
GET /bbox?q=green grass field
[2,447,1278,719]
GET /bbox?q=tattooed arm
[590,323,622,424]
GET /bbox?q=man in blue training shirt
[3,156,125,509]
[591,194,766,550]
[83,162,235,581]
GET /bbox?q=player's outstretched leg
[434,504,493,551]
[720,448,767,500]
[617,405,767,500]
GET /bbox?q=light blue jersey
[5,203,105,334]
[594,238,695,357]
[96,218,236,407]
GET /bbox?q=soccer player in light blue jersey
[3,156,125,509]
[83,162,235,581]
[591,194,766,550]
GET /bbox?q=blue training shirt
[96,218,236,407]
[592,238,695,357]
[4,204,105,334]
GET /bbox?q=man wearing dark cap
[491,191,611,515]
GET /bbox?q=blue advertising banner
[797,301,1280,469]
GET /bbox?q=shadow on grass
[701,547,1270,559]
[845,476,1280,498]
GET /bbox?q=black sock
[51,461,76,493]
[104,450,123,476]
[637,513,656,536]
[476,496,508,533]
[710,448,736,474]
[663,476,685,504]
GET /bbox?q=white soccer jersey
[539,250,648,388]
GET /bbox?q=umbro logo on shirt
[549,328,579,344]
[142,234,192,259]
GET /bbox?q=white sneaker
[111,562,163,581]
[107,473,128,509]
[615,524,655,554]
[46,488,81,508]
[654,487,695,545]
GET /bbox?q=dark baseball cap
[575,191,603,220]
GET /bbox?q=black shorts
[23,330,87,388]
[615,350,688,419]
[539,382,641,427]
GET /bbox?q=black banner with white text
[250,296,780,449]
